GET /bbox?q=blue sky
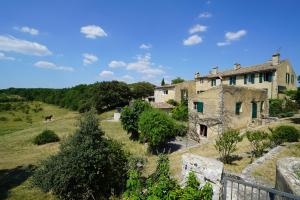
[0,0,299,88]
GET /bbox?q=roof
[151,102,175,109]
[200,60,286,79]
[155,84,176,89]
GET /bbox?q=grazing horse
[45,115,53,121]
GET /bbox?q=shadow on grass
[0,165,35,200]
[218,155,243,165]
[289,117,300,124]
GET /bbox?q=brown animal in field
[45,115,53,121]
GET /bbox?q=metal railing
[222,176,300,200]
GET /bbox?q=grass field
[1,102,299,199]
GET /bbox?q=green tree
[171,103,188,121]
[246,130,269,157]
[129,82,155,99]
[171,77,185,84]
[32,109,128,200]
[120,100,151,139]
[161,78,165,86]
[215,129,243,164]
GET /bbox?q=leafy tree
[171,103,188,121]
[120,100,151,139]
[138,109,176,151]
[129,82,155,99]
[161,78,165,86]
[215,129,243,164]
[246,130,269,157]
[32,109,128,200]
[171,77,185,84]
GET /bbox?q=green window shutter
[251,74,255,84]
[235,102,241,115]
[244,74,247,84]
[233,76,236,85]
[252,102,257,119]
[197,102,203,113]
[259,73,263,83]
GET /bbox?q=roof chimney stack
[194,72,201,79]
[272,53,280,65]
[211,66,218,75]
[234,63,241,70]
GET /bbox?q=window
[249,73,255,84]
[229,76,236,85]
[291,75,294,84]
[211,79,216,86]
[259,73,263,83]
[200,79,204,84]
[265,72,272,82]
[286,73,290,84]
[163,90,168,95]
[194,102,203,113]
[235,102,242,115]
[244,74,248,84]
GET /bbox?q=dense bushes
[171,103,188,121]
[269,99,298,118]
[32,109,128,200]
[33,130,60,145]
[269,125,300,145]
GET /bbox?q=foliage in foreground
[32,109,128,200]
[124,154,213,200]
[215,129,243,164]
[246,130,269,157]
[171,103,188,121]
[33,130,60,145]
[269,125,300,146]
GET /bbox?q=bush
[32,103,43,113]
[269,99,298,118]
[13,117,22,121]
[166,99,179,106]
[246,130,269,157]
[174,123,188,137]
[0,116,8,121]
[171,103,188,121]
[120,100,151,139]
[269,125,300,145]
[138,109,176,151]
[32,109,128,200]
[269,99,284,117]
[33,130,60,145]
[215,129,243,164]
[0,103,12,111]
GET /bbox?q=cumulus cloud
[82,53,98,65]
[108,60,127,68]
[15,26,39,35]
[189,24,207,34]
[0,35,51,56]
[34,61,74,71]
[217,29,247,47]
[80,25,107,39]
[183,35,202,46]
[139,43,152,49]
[198,12,212,18]
[99,70,114,77]
[0,52,15,61]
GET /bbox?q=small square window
[163,90,168,95]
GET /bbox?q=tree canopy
[171,77,185,84]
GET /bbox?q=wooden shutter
[259,73,263,83]
[197,102,203,113]
[244,74,247,84]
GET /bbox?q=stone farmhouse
[154,53,297,139]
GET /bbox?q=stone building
[189,85,269,139]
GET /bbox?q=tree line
[0,81,155,113]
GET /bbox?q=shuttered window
[235,102,242,115]
[197,102,203,113]
[229,76,236,85]
[259,73,263,83]
[244,74,247,84]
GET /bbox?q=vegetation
[33,130,60,145]
[246,130,269,157]
[161,78,165,86]
[167,99,179,106]
[129,82,155,99]
[171,77,185,84]
[32,109,128,200]
[215,129,243,164]
[138,109,176,152]
[171,103,188,121]
[120,100,151,139]
[269,125,300,146]
[269,99,298,118]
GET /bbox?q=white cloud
[139,43,152,49]
[34,61,74,71]
[108,60,127,68]
[189,24,207,34]
[0,52,15,61]
[99,70,114,77]
[217,29,247,47]
[122,75,134,81]
[82,53,98,65]
[15,26,39,35]
[198,12,212,18]
[80,25,107,39]
[0,35,51,56]
[183,35,202,46]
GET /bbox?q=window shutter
[197,102,203,113]
[244,74,247,84]
[259,73,263,83]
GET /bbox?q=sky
[0,0,300,88]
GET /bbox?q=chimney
[194,72,201,79]
[211,66,218,75]
[272,53,280,65]
[234,63,241,70]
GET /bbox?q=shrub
[269,125,300,145]
[13,117,22,121]
[32,109,128,200]
[166,99,179,106]
[269,99,283,117]
[32,103,43,113]
[174,123,188,137]
[120,100,151,139]
[0,103,12,111]
[215,129,243,164]
[246,130,269,157]
[0,116,8,121]
[171,103,188,121]
[138,109,176,151]
[33,130,60,145]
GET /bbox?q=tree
[120,100,151,140]
[171,103,188,121]
[32,109,128,200]
[246,130,269,157]
[161,78,165,86]
[138,109,176,151]
[171,77,185,84]
[129,82,155,99]
[215,129,243,164]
